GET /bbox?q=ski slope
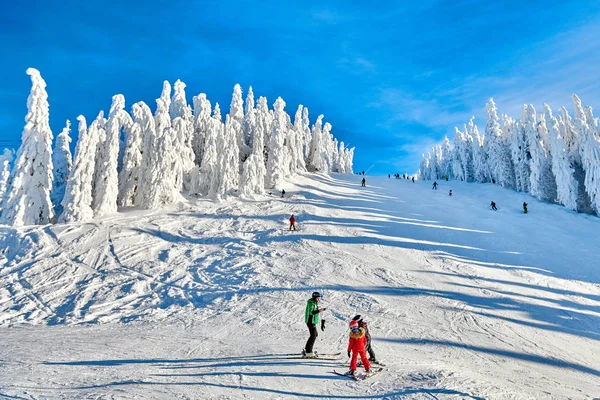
[1,173,599,399]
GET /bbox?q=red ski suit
[347,327,371,371]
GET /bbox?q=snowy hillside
[1,173,599,399]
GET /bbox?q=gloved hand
[321,319,326,331]
[347,351,351,358]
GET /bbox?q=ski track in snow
[1,173,599,399]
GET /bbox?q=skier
[490,201,497,211]
[346,320,371,376]
[361,178,366,187]
[289,214,296,230]
[388,174,390,179]
[281,189,285,198]
[303,292,326,358]
[412,176,415,183]
[449,189,452,196]
[352,315,378,363]
[523,202,528,214]
[432,181,438,190]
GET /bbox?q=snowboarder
[289,214,296,230]
[281,189,285,198]
[346,320,371,376]
[432,181,438,190]
[361,178,366,187]
[303,292,326,358]
[523,202,528,214]
[490,201,497,211]
[352,315,378,363]
[449,190,452,196]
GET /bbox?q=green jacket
[305,298,320,324]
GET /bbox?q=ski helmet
[349,320,359,330]
[312,291,321,299]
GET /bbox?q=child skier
[289,214,296,231]
[449,189,452,196]
[346,320,371,376]
[432,181,438,190]
[352,315,378,363]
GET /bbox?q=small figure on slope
[412,176,415,183]
[281,189,286,198]
[302,292,326,358]
[490,201,498,211]
[352,315,378,363]
[346,320,371,376]
[523,202,528,214]
[289,214,296,231]
[432,181,438,190]
[449,189,452,197]
[361,177,366,187]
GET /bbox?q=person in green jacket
[302,292,326,358]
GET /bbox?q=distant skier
[449,189,452,196]
[346,320,371,376]
[432,181,438,190]
[303,292,326,358]
[289,214,297,231]
[362,171,365,175]
[361,178,366,187]
[445,175,449,181]
[412,176,415,183]
[281,189,286,198]
[352,315,378,363]
[388,174,390,179]
[490,201,497,211]
[523,202,528,214]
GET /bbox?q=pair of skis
[285,352,342,361]
[333,366,384,381]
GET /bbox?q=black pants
[366,339,377,360]
[305,323,318,353]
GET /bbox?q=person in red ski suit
[347,320,371,374]
[289,214,296,231]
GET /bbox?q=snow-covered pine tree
[51,120,73,212]
[308,115,327,172]
[213,102,222,122]
[511,106,531,192]
[192,93,211,166]
[526,105,557,202]
[322,122,335,173]
[441,136,453,178]
[469,118,489,183]
[1,68,54,226]
[93,94,132,217]
[170,80,195,190]
[301,107,311,163]
[118,103,144,207]
[266,97,288,187]
[208,118,225,197]
[456,125,475,181]
[485,99,515,188]
[229,84,249,163]
[239,103,267,197]
[255,97,271,166]
[452,129,466,181]
[344,147,355,173]
[544,105,579,211]
[60,116,98,223]
[0,149,14,213]
[195,116,220,196]
[243,86,256,155]
[292,105,307,172]
[214,115,240,197]
[573,95,600,214]
[337,141,347,173]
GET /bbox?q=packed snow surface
[1,174,599,399]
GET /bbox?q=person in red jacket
[346,320,371,376]
[289,214,296,231]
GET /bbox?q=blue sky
[1,0,600,174]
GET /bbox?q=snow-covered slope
[1,174,599,399]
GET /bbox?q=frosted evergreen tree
[331,138,340,172]
[192,93,211,166]
[441,136,453,178]
[118,103,144,207]
[526,105,557,202]
[469,118,489,183]
[195,117,219,196]
[214,115,240,196]
[485,99,515,188]
[0,149,14,213]
[208,118,225,197]
[344,147,355,173]
[573,95,600,214]
[243,86,256,154]
[229,84,248,163]
[419,153,432,180]
[51,120,73,211]
[337,141,347,173]
[239,104,267,197]
[266,97,288,187]
[1,68,54,226]
[301,107,311,162]
[457,126,475,181]
[321,122,335,173]
[60,116,98,223]
[511,106,531,192]
[292,105,307,172]
[255,97,271,166]
[452,129,466,181]
[134,102,158,207]
[170,80,195,186]
[91,111,107,212]
[213,102,222,122]
[545,105,579,211]
[93,94,132,217]
[308,115,327,172]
